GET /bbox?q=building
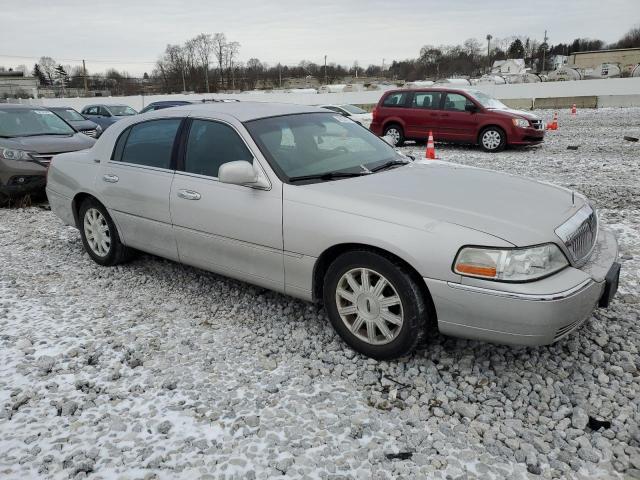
[491,59,527,75]
[549,55,568,70]
[568,48,640,72]
[0,71,38,98]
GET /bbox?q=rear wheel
[383,124,404,147]
[79,198,132,266]
[323,250,428,359]
[479,126,506,152]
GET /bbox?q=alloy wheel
[335,267,404,345]
[83,208,111,257]
[385,128,401,145]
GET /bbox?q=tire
[479,126,506,152]
[78,198,132,266]
[383,124,405,147]
[323,250,428,359]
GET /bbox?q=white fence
[17,77,640,111]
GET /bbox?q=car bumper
[0,158,47,197]
[508,126,545,145]
[425,228,619,346]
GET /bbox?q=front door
[170,118,284,291]
[95,117,182,260]
[438,93,480,142]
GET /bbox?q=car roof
[0,104,50,111]
[163,102,327,122]
[47,106,78,110]
[147,100,193,105]
[385,86,473,95]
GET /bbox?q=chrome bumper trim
[446,278,593,302]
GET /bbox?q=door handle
[102,174,119,183]
[177,189,201,201]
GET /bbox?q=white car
[320,104,373,129]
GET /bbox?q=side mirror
[465,104,479,113]
[218,160,270,189]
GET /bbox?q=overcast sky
[1,0,638,75]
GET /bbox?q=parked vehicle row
[45,102,619,359]
[370,87,545,151]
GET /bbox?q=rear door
[438,93,480,142]
[403,91,444,140]
[96,117,183,260]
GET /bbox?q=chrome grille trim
[555,204,598,266]
[530,119,544,130]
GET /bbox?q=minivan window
[118,119,181,169]
[444,93,474,112]
[412,92,442,110]
[184,120,253,178]
[0,108,75,137]
[382,92,409,107]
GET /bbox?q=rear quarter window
[382,92,409,107]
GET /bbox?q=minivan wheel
[383,125,404,146]
[479,127,506,152]
[79,198,132,266]
[323,250,428,359]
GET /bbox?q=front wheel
[479,127,506,152]
[383,124,405,147]
[323,250,428,359]
[79,198,132,266]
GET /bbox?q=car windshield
[467,90,508,109]
[340,104,367,115]
[0,108,76,137]
[53,108,85,122]
[109,105,137,116]
[245,112,401,182]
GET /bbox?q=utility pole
[542,30,549,73]
[82,59,88,95]
[324,55,328,85]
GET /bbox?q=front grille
[81,129,98,138]
[530,119,544,130]
[555,204,598,265]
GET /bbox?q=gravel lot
[0,107,639,480]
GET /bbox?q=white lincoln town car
[46,102,620,359]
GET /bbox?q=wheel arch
[312,242,437,326]
[477,123,508,144]
[382,118,406,133]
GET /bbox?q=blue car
[80,104,137,131]
[139,100,193,114]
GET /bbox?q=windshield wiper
[18,133,73,137]
[289,171,371,182]
[370,159,410,172]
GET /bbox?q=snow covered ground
[0,107,639,480]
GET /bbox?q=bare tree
[193,33,214,92]
[38,56,57,85]
[225,41,240,89]
[213,33,227,90]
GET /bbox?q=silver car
[45,103,620,359]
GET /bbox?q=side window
[382,92,409,107]
[444,93,474,112]
[86,107,98,115]
[99,107,111,116]
[119,119,182,169]
[412,92,442,110]
[184,120,253,178]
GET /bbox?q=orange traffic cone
[548,112,559,130]
[426,131,436,159]
[571,104,577,116]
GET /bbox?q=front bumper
[425,228,619,346]
[0,158,47,197]
[508,126,545,146]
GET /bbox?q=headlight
[453,243,569,282]
[0,147,34,161]
[512,118,530,128]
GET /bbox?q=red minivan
[370,88,545,152]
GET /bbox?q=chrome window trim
[446,278,593,302]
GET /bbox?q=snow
[0,107,639,479]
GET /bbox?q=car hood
[68,119,99,131]
[0,133,95,154]
[487,107,540,121]
[296,161,584,247]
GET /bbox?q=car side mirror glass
[218,160,269,189]
[465,104,479,113]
